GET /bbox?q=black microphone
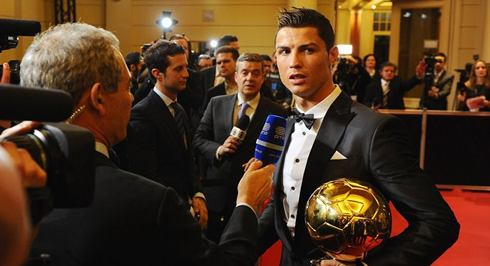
[0,84,74,122]
[230,115,250,141]
[0,18,41,36]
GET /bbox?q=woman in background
[458,59,490,111]
[363,54,380,80]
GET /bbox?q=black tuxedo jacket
[363,75,420,109]
[199,66,217,93]
[30,152,260,265]
[127,90,202,203]
[423,70,455,110]
[193,94,288,213]
[203,81,226,112]
[257,92,459,265]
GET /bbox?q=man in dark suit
[256,8,459,266]
[193,52,288,243]
[127,40,208,228]
[363,61,423,110]
[23,22,276,265]
[421,52,455,110]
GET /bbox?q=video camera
[420,52,443,108]
[0,17,96,225]
[0,18,41,84]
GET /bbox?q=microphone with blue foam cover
[255,115,287,165]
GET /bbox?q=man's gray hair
[20,23,123,105]
[235,52,264,72]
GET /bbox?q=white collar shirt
[282,85,341,238]
[233,93,260,125]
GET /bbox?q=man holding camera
[20,22,275,266]
[422,52,455,110]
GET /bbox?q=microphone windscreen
[255,115,287,165]
[0,18,41,36]
[236,114,250,130]
[0,84,74,122]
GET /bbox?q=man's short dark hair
[144,40,186,82]
[380,61,397,72]
[215,45,240,62]
[236,52,264,72]
[217,35,238,48]
[275,7,335,51]
[435,52,447,62]
[261,54,272,62]
[125,52,140,69]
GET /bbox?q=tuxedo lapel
[148,91,187,153]
[292,92,356,250]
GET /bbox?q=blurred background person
[197,54,213,70]
[458,59,490,111]
[363,53,379,79]
[422,52,454,110]
[124,51,142,95]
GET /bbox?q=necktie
[238,102,249,120]
[293,109,316,130]
[382,82,390,108]
[170,102,186,144]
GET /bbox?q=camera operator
[458,59,490,111]
[333,55,371,104]
[0,122,47,266]
[23,22,275,266]
[422,52,455,110]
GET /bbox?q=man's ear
[151,68,162,81]
[130,64,136,72]
[329,46,339,65]
[89,83,105,115]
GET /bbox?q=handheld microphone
[255,115,287,165]
[0,18,42,36]
[230,115,250,141]
[0,84,74,122]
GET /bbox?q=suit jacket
[423,70,455,110]
[257,92,460,265]
[363,75,421,109]
[30,152,260,266]
[204,82,227,112]
[193,94,288,213]
[127,90,202,203]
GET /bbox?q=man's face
[172,38,190,60]
[235,61,264,99]
[216,52,236,79]
[162,53,189,94]
[229,41,240,51]
[434,56,446,72]
[275,27,336,102]
[198,58,212,70]
[263,60,272,76]
[380,66,396,81]
[105,52,133,145]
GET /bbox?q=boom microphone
[230,115,250,141]
[0,18,41,36]
[255,115,287,165]
[0,84,74,122]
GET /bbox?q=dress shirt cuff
[193,192,206,201]
[215,146,223,161]
[236,203,258,219]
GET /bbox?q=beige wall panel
[77,1,106,27]
[460,4,482,26]
[0,0,16,17]
[336,9,351,45]
[458,27,480,49]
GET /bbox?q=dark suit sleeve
[363,83,377,107]
[159,187,259,265]
[257,195,280,257]
[127,107,164,185]
[401,75,422,92]
[193,98,222,166]
[364,116,460,265]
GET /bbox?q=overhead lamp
[155,11,179,39]
[210,40,218,48]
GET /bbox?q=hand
[416,59,427,79]
[237,160,275,213]
[0,121,41,139]
[242,157,259,172]
[428,89,438,98]
[457,93,466,102]
[466,96,486,109]
[217,136,239,156]
[0,142,47,187]
[371,104,381,111]
[192,197,208,229]
[1,62,10,84]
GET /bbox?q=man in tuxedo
[193,52,288,243]
[22,22,276,265]
[127,40,208,228]
[363,61,423,110]
[256,8,459,266]
[421,52,454,110]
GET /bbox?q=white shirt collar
[236,92,260,110]
[381,79,390,87]
[153,87,176,107]
[95,141,109,158]
[295,85,342,120]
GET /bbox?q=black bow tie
[293,109,316,130]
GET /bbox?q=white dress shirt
[282,85,341,237]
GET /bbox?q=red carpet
[259,189,490,265]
